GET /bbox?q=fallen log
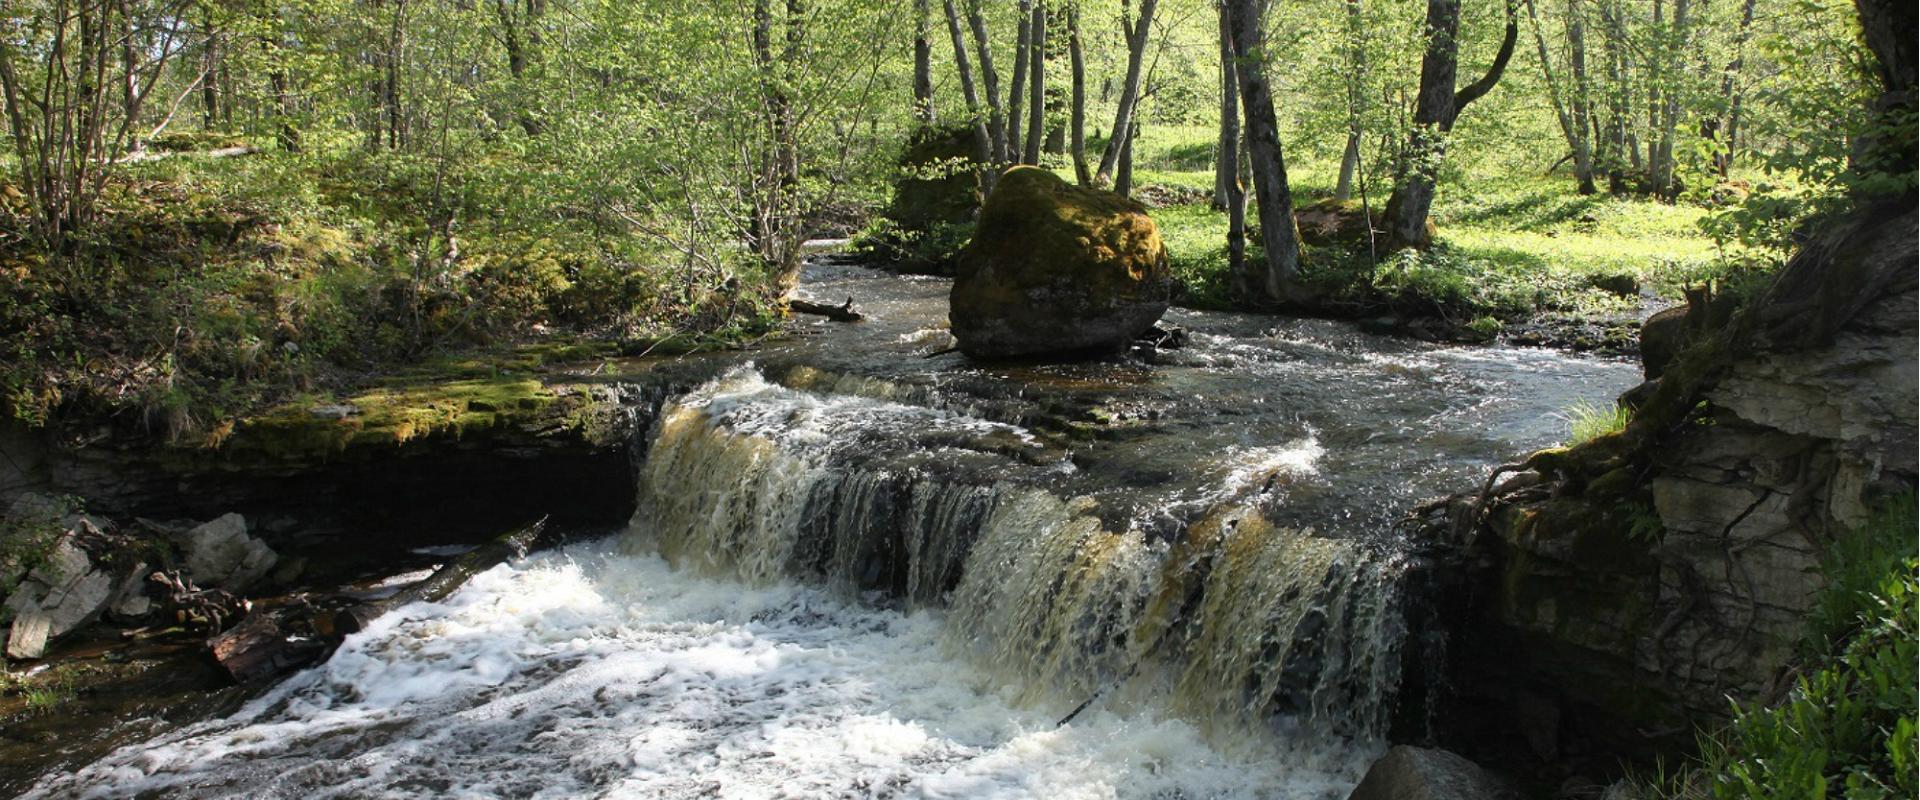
[207,516,550,684]
[117,145,261,164]
[788,296,865,322]
[334,516,549,634]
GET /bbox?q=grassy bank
[1128,125,1766,326]
[0,143,779,442]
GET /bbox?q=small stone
[1588,273,1640,297]
[308,404,360,420]
[108,561,153,620]
[6,609,50,660]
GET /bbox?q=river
[25,261,1640,799]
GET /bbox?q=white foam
[34,539,1370,799]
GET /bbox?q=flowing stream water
[27,261,1640,799]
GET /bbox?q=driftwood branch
[788,296,865,322]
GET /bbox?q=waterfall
[627,366,1411,742]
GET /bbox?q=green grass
[1562,399,1632,446]
[1120,126,1757,322]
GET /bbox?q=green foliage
[1653,495,1919,800]
[1626,501,1666,543]
[0,663,81,715]
[1563,400,1632,446]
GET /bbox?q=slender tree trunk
[752,0,806,295]
[964,0,1007,163]
[1596,0,1629,191]
[1332,0,1366,202]
[1334,134,1362,202]
[1383,0,1518,248]
[1068,3,1090,184]
[1214,2,1237,210]
[1650,0,1686,198]
[1095,0,1156,185]
[1526,0,1594,193]
[914,0,935,123]
[1007,3,1030,163]
[495,0,543,135]
[1023,2,1046,165]
[1566,0,1597,192]
[1115,121,1137,196]
[200,10,219,128]
[1223,0,1302,304]
[1711,0,1755,175]
[1217,1,1247,277]
[119,2,141,152]
[941,0,995,172]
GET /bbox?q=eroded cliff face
[1433,208,1918,778]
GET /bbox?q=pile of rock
[2,496,284,660]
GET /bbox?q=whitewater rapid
[31,540,1374,799]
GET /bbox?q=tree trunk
[1710,0,1755,175]
[914,0,935,123]
[1068,4,1090,184]
[1007,3,1031,163]
[1223,0,1302,304]
[1650,0,1686,198]
[1526,0,1594,193]
[964,0,1007,163]
[495,0,543,135]
[1214,2,1235,210]
[1595,0,1628,191]
[1566,0,1598,193]
[942,0,995,171]
[1384,0,1518,248]
[752,0,806,295]
[1095,0,1156,186]
[1217,1,1247,278]
[1023,2,1046,165]
[269,68,300,152]
[119,2,142,152]
[1334,133,1362,202]
[200,11,219,128]
[1332,0,1367,203]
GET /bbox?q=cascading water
[628,365,1409,743]
[28,261,1640,798]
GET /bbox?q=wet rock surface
[174,513,277,592]
[1435,208,1918,785]
[1348,745,1512,800]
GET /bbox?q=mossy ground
[2,142,779,442]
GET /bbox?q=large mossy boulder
[949,167,1174,359]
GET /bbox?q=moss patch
[210,376,561,460]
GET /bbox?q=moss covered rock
[949,167,1174,359]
